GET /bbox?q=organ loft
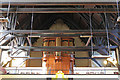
[42,19,75,74]
[42,38,74,74]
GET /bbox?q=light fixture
[103,60,108,65]
[107,58,117,65]
[113,60,117,64]
[117,16,120,22]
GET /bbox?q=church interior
[0,0,120,79]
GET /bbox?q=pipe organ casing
[42,38,74,74]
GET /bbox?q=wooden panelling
[30,51,42,57]
[75,59,90,67]
[26,59,42,67]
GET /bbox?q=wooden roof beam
[0,8,119,13]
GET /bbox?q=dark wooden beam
[0,30,119,38]
[109,34,120,46]
[97,49,109,55]
[0,30,119,34]
[0,46,117,51]
[0,8,119,13]
[110,32,120,40]
[85,37,92,46]
[26,37,32,46]
[1,2,119,6]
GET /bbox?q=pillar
[56,37,61,56]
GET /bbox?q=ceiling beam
[0,35,14,46]
[0,33,8,41]
[109,34,120,46]
[26,37,32,46]
[0,8,119,13]
[0,30,119,37]
[85,37,92,46]
[110,32,120,40]
[0,46,117,51]
[1,1,119,6]
[0,30,119,34]
[27,34,105,38]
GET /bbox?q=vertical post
[42,39,48,74]
[56,37,61,56]
[0,0,3,66]
[0,49,2,63]
[0,2,2,19]
[116,47,120,73]
[118,47,120,73]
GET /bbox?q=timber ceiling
[0,2,120,47]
